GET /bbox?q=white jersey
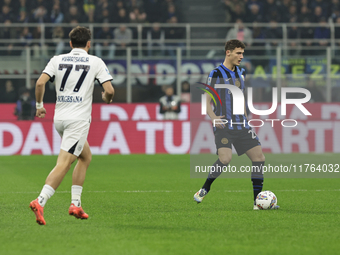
[43,48,113,121]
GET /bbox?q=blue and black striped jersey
[206,63,249,131]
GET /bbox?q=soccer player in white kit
[29,26,114,225]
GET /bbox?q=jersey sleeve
[42,56,56,78]
[96,59,113,85]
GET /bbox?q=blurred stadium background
[0,0,339,155]
[2,1,340,254]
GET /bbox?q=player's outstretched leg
[194,158,229,203]
[69,141,91,219]
[193,188,208,203]
[29,150,76,224]
[29,184,55,225]
[29,198,47,225]
[194,148,231,203]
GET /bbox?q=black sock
[251,161,264,202]
[202,159,228,192]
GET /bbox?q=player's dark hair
[69,26,91,48]
[225,39,245,52]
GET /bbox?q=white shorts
[54,120,90,157]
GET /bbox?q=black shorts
[215,128,261,156]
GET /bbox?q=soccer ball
[255,191,277,210]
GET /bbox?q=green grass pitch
[1,154,340,255]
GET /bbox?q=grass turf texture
[1,154,340,255]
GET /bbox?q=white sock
[38,184,55,207]
[71,185,83,207]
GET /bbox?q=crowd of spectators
[1,0,338,58]
[223,0,340,56]
[0,0,183,57]
[0,0,181,24]
[223,0,340,23]
[1,0,339,104]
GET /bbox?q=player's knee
[86,154,92,165]
[80,153,92,166]
[261,154,265,162]
[219,156,231,165]
[253,154,265,162]
[250,150,265,162]
[258,154,265,162]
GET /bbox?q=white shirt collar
[70,48,88,55]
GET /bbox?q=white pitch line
[1,189,340,194]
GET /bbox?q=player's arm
[205,70,225,128]
[241,68,248,119]
[101,81,114,104]
[35,73,50,118]
[244,100,248,119]
[206,93,225,129]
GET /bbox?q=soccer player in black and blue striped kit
[193,39,279,210]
